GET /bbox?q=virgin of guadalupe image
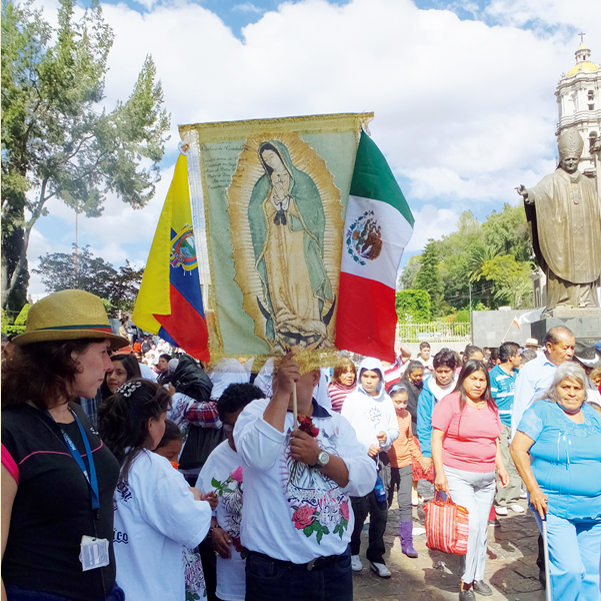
[248,140,335,352]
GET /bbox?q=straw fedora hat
[12,290,129,350]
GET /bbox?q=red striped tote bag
[423,492,469,554]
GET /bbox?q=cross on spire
[578,31,586,44]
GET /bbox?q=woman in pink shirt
[431,360,509,601]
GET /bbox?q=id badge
[79,535,110,571]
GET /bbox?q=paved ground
[352,485,545,601]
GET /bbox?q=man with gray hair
[511,326,576,439]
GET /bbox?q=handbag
[423,491,469,555]
[411,438,434,482]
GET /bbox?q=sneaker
[351,555,363,572]
[369,561,391,578]
[511,504,525,513]
[459,590,476,601]
[520,490,527,499]
[495,506,508,516]
[472,580,493,596]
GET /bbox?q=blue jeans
[245,547,352,601]
[533,512,601,601]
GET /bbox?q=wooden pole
[292,382,298,430]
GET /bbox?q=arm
[495,438,509,488]
[185,397,222,429]
[416,388,434,458]
[262,352,299,433]
[407,426,422,460]
[511,369,535,439]
[210,517,232,559]
[1,465,18,601]
[381,398,399,451]
[510,431,548,519]
[431,428,448,493]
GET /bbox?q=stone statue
[517,128,601,314]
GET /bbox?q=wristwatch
[316,450,330,468]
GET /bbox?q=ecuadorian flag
[335,131,414,362]
[132,152,210,362]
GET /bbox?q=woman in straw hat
[1,290,129,601]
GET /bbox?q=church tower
[555,40,601,192]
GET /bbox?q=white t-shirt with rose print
[197,441,245,601]
[234,398,376,563]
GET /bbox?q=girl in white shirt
[98,379,212,601]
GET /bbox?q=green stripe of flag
[350,131,414,227]
[40,324,113,331]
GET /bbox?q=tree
[480,254,534,309]
[395,289,431,323]
[398,255,421,290]
[482,204,533,263]
[1,0,170,313]
[33,245,144,314]
[414,240,444,317]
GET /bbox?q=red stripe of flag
[154,285,210,363]
[335,272,397,362]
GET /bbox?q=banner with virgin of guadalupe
[179,113,374,369]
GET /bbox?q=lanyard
[48,410,100,513]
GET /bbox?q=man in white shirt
[234,352,376,601]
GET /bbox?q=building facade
[555,42,601,193]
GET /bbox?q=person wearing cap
[572,342,601,407]
[1,290,129,601]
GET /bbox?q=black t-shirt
[1,402,119,601]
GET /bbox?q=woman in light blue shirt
[510,362,601,601]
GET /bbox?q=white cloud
[232,2,263,13]
[406,204,461,251]
[26,0,601,293]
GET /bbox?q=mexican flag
[335,131,414,361]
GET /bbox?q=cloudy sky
[28,0,601,298]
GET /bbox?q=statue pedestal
[531,309,601,344]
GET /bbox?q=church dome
[567,61,599,76]
[566,43,599,77]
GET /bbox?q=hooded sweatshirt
[341,358,399,455]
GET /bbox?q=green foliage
[482,204,533,263]
[5,303,30,336]
[32,246,144,314]
[1,309,11,334]
[14,303,29,325]
[401,205,535,312]
[414,240,443,317]
[395,289,431,323]
[480,254,534,309]
[398,254,421,290]
[1,0,170,311]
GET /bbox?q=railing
[396,321,472,343]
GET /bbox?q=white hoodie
[341,357,399,455]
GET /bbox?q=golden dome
[567,60,599,76]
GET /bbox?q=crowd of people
[2,289,601,601]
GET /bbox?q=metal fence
[396,321,472,343]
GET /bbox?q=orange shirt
[388,411,421,468]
